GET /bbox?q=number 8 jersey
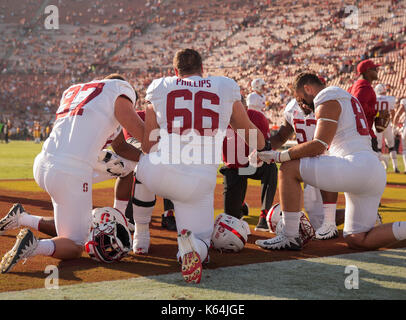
[145,75,241,165]
[313,86,373,157]
[43,79,136,171]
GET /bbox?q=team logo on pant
[83,183,88,192]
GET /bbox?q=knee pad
[132,181,156,224]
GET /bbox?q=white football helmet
[251,78,266,93]
[400,98,406,106]
[266,203,282,233]
[374,83,386,95]
[211,213,250,253]
[85,207,132,263]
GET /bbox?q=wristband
[279,150,291,162]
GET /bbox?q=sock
[281,211,301,238]
[114,199,128,214]
[392,221,406,241]
[390,151,398,170]
[19,214,42,230]
[322,203,337,225]
[32,239,55,257]
[192,237,209,262]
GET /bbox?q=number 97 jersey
[43,79,136,170]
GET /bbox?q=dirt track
[0,182,405,293]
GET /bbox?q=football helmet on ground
[211,213,250,253]
[85,207,132,263]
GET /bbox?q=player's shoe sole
[315,224,338,240]
[0,203,24,235]
[178,229,202,284]
[255,234,303,251]
[0,228,38,274]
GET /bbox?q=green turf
[0,141,43,179]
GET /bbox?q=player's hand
[98,149,134,177]
[257,150,280,163]
[248,150,264,168]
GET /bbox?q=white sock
[322,203,337,225]
[392,221,406,241]
[114,199,128,214]
[32,239,55,257]
[281,211,301,238]
[19,214,42,230]
[390,151,398,170]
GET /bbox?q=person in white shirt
[373,83,399,172]
[256,72,406,251]
[393,98,406,173]
[247,78,266,115]
[0,74,144,273]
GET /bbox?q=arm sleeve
[116,80,137,106]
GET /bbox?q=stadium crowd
[0,0,405,144]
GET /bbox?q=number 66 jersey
[145,75,240,171]
[43,79,136,172]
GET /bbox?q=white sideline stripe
[0,248,405,300]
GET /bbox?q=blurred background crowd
[0,0,405,142]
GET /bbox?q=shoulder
[285,98,299,114]
[213,76,240,89]
[314,86,351,106]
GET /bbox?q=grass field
[0,140,405,300]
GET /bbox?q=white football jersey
[314,86,372,157]
[375,95,396,112]
[42,79,136,170]
[247,92,265,113]
[284,98,317,144]
[145,75,240,167]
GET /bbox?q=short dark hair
[104,73,126,81]
[293,72,324,91]
[173,49,202,76]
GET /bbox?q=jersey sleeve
[388,96,396,111]
[247,93,258,107]
[116,80,137,106]
[145,78,164,104]
[227,78,241,103]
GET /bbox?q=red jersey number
[350,97,369,135]
[166,89,219,135]
[56,82,105,119]
[293,118,317,144]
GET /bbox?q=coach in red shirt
[348,59,381,151]
[220,104,278,231]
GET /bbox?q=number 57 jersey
[145,75,241,167]
[43,79,136,171]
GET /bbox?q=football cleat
[241,202,249,216]
[315,223,338,240]
[133,223,150,255]
[255,234,303,251]
[0,228,38,274]
[0,203,26,235]
[254,210,269,232]
[177,229,202,284]
[161,210,177,231]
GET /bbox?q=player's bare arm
[230,100,265,151]
[142,103,160,154]
[287,100,340,160]
[393,104,405,126]
[114,96,145,143]
[111,130,142,162]
[269,119,294,150]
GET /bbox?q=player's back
[314,86,372,157]
[43,79,135,171]
[375,95,396,113]
[146,75,240,169]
